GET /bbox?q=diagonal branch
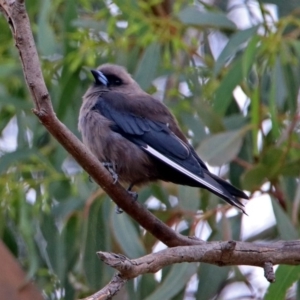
[0,0,201,248]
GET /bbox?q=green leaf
[223,114,247,131]
[261,0,300,17]
[242,34,260,77]
[250,85,260,156]
[265,265,300,300]
[63,215,80,271]
[145,263,196,300]
[214,26,259,76]
[178,6,236,30]
[52,197,85,219]
[260,147,285,179]
[41,213,66,281]
[229,214,242,240]
[269,58,282,138]
[37,0,56,56]
[178,185,199,211]
[197,264,230,300]
[214,57,243,116]
[56,68,81,120]
[180,112,207,146]
[280,159,300,176]
[72,19,106,31]
[273,57,287,110]
[134,43,161,90]
[2,226,18,257]
[282,63,300,115]
[261,148,284,166]
[271,197,299,240]
[195,98,225,133]
[197,127,249,166]
[138,274,158,299]
[111,211,146,258]
[241,164,269,191]
[83,199,107,289]
[0,149,37,174]
[49,178,71,200]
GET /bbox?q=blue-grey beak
[91,69,108,86]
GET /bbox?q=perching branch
[0,0,200,248]
[83,240,300,300]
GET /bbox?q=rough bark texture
[81,240,300,299]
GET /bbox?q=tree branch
[0,0,201,248]
[82,240,300,299]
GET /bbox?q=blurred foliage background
[1,0,300,299]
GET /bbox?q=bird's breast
[78,106,158,185]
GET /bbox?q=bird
[78,64,249,213]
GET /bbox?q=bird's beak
[91,69,108,86]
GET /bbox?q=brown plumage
[78,64,248,212]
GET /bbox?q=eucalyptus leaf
[111,210,146,258]
[145,263,197,300]
[265,265,300,300]
[214,26,258,76]
[37,0,56,56]
[83,199,107,289]
[271,197,299,240]
[134,43,161,90]
[241,164,269,191]
[197,127,249,166]
[197,264,230,300]
[214,57,243,116]
[178,6,236,30]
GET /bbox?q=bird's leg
[115,183,138,214]
[127,183,138,200]
[102,162,118,184]
[115,206,123,214]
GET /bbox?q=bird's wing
[93,94,192,162]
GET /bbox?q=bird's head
[89,64,143,95]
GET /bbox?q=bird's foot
[127,184,138,201]
[114,186,138,214]
[102,162,118,184]
[115,205,123,214]
[128,191,138,201]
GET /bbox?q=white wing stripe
[142,145,224,195]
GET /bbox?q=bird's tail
[202,170,248,213]
[143,144,248,213]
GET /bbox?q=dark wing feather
[93,96,192,162]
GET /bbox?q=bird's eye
[113,79,122,85]
[105,75,123,86]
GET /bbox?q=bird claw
[127,184,138,200]
[128,191,138,200]
[102,162,118,184]
[115,206,123,214]
[114,189,138,215]
[112,173,118,184]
